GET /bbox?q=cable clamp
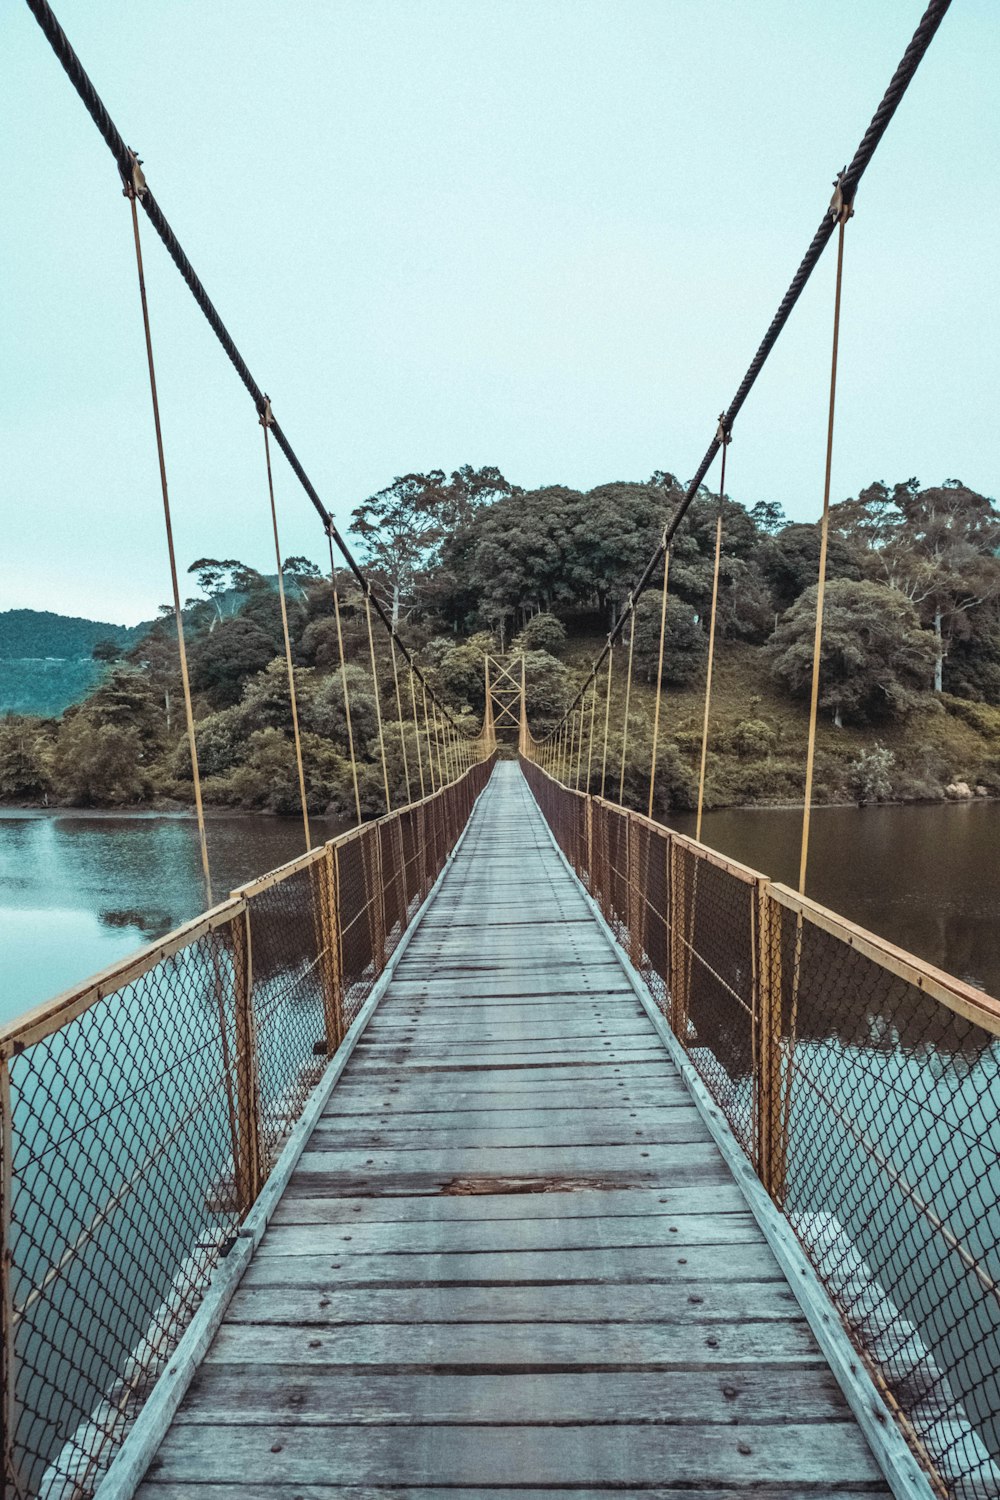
[716,412,732,446]
[829,169,855,224]
[258,395,274,428]
[121,149,147,201]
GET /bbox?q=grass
[558,636,1000,810]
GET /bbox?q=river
[668,798,1000,999]
[2,796,997,1027]
[0,810,342,1025]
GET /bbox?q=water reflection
[668,800,1000,998]
[0,812,343,1024]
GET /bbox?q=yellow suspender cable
[125,163,212,904]
[695,421,730,842]
[618,601,636,805]
[647,547,671,819]
[409,668,427,798]
[586,670,598,792]
[260,399,311,850]
[800,200,851,894]
[600,645,614,800]
[388,634,412,804]
[578,690,587,786]
[421,682,437,793]
[327,533,362,826]
[364,590,392,812]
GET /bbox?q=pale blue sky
[2,0,996,625]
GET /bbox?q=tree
[352,467,516,626]
[835,480,1000,694]
[85,667,163,749]
[768,579,936,726]
[52,718,151,805]
[188,617,277,708]
[187,558,266,627]
[521,650,573,732]
[759,522,862,616]
[91,637,124,664]
[516,613,566,655]
[281,556,322,601]
[0,718,51,801]
[749,500,786,535]
[632,591,707,686]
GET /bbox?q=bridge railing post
[668,840,689,1041]
[232,908,262,1214]
[754,879,786,1203]
[318,844,345,1054]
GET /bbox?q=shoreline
[0,793,993,822]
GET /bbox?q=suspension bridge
[4,2,1000,1499]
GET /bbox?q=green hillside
[0,610,151,717]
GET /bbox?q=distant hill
[0,609,149,661]
[0,609,152,717]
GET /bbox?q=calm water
[2,799,998,1026]
[668,799,1000,998]
[0,811,341,1025]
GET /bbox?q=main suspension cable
[124,163,212,903]
[24,0,478,743]
[799,205,851,895]
[526,0,952,744]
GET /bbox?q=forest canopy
[2,470,999,814]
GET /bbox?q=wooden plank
[363,999,648,1023]
[225,1279,802,1327]
[139,1486,889,1499]
[293,1142,722,1180]
[240,1242,787,1288]
[281,1156,738,1196]
[253,1210,761,1257]
[318,1102,697,1131]
[141,1422,887,1486]
[203,1318,828,1368]
[359,1017,655,1042]
[307,1117,708,1152]
[344,1051,675,1074]
[173,1365,844,1424]
[272,1183,750,1223]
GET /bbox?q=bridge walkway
[137,763,889,1497]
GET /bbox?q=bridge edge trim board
[528,785,938,1500]
[88,767,497,1500]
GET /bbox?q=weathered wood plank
[293,1142,723,1182]
[203,1319,829,1368]
[173,1365,844,1425]
[241,1243,787,1288]
[307,1116,707,1152]
[139,1486,890,1498]
[253,1210,760,1258]
[272,1183,749,1223]
[225,1280,801,1327]
[142,1422,887,1486]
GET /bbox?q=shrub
[845,744,895,806]
[516,613,566,655]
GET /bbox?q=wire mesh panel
[671,837,758,1157]
[520,751,1000,1500]
[767,886,1000,1500]
[1,754,495,1499]
[2,910,245,1500]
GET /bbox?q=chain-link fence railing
[0,754,495,1500]
[521,753,1000,1500]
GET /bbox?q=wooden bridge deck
[137,763,889,1498]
